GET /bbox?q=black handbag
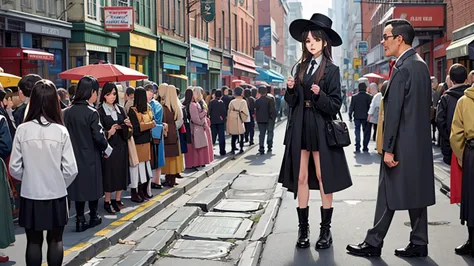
[325,111,351,148]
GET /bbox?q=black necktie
[308,60,317,75]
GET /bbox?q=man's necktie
[388,59,396,78]
[308,60,317,75]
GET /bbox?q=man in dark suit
[349,83,373,153]
[347,19,435,257]
[255,85,276,155]
[208,89,227,155]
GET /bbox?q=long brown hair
[25,79,63,125]
[292,29,333,85]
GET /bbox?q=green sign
[201,0,215,23]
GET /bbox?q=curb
[434,164,451,197]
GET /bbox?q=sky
[300,0,333,19]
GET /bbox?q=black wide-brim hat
[290,13,342,47]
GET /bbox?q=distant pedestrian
[208,89,227,155]
[255,85,276,155]
[227,87,249,154]
[10,79,78,266]
[349,83,372,152]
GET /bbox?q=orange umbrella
[59,63,148,82]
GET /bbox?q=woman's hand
[108,125,117,137]
[124,118,132,128]
[287,77,295,89]
[311,84,320,95]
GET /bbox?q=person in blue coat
[146,84,165,189]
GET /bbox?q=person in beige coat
[450,85,474,256]
[227,87,249,154]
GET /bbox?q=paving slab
[213,199,262,212]
[136,230,176,252]
[97,244,135,258]
[237,241,262,266]
[141,206,178,228]
[156,207,199,233]
[185,187,225,212]
[167,239,233,259]
[206,180,232,191]
[154,257,233,266]
[231,175,278,190]
[226,189,274,201]
[216,172,242,182]
[204,212,252,218]
[182,216,253,240]
[124,227,156,243]
[83,257,121,266]
[116,250,157,266]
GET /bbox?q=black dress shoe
[89,215,102,228]
[76,216,89,232]
[455,240,471,255]
[346,242,382,257]
[395,243,428,257]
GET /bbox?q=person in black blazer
[208,89,227,155]
[13,74,41,126]
[244,88,256,145]
[349,83,373,152]
[279,13,352,250]
[255,86,276,155]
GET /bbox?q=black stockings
[75,200,99,217]
[25,226,65,266]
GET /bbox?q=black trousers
[354,119,371,151]
[75,200,99,218]
[244,117,255,144]
[372,123,378,141]
[231,134,244,151]
[211,123,226,155]
[364,177,428,247]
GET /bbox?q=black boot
[137,183,149,201]
[316,207,333,249]
[76,216,89,232]
[455,226,473,255]
[131,188,144,203]
[296,207,310,248]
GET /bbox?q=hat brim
[289,19,342,47]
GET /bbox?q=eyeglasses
[382,34,398,41]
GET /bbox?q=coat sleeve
[285,64,300,107]
[435,95,449,143]
[269,98,277,120]
[9,127,21,180]
[190,103,206,126]
[0,117,12,160]
[91,110,113,156]
[382,68,409,153]
[139,109,155,132]
[313,66,342,116]
[349,95,355,120]
[450,99,465,161]
[62,131,78,187]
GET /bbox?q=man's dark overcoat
[381,48,435,210]
[279,59,352,198]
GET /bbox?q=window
[87,0,97,19]
[241,18,243,52]
[250,25,253,55]
[21,0,31,8]
[245,22,248,54]
[176,0,181,34]
[145,0,151,28]
[160,0,164,26]
[100,0,105,21]
[204,20,208,41]
[222,10,225,48]
[48,0,56,15]
[233,13,237,50]
[249,0,253,15]
[218,28,222,48]
[194,13,197,37]
[163,0,169,28]
[112,0,129,6]
[37,0,45,12]
[213,19,216,44]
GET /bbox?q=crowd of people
[0,71,289,264]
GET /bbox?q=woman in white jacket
[367,83,382,141]
[9,79,78,266]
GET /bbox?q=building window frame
[22,0,32,8]
[87,0,97,19]
[37,0,45,12]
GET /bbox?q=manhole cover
[404,221,450,227]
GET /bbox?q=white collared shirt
[9,116,78,200]
[307,54,323,76]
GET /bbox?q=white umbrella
[363,73,386,79]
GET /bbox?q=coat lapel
[385,48,416,96]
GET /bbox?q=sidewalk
[432,144,452,196]
[3,118,287,266]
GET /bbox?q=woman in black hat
[279,13,352,250]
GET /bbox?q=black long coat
[279,60,352,198]
[63,101,109,202]
[381,49,435,210]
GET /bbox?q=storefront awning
[23,49,55,61]
[166,74,188,80]
[234,63,259,75]
[0,48,55,61]
[256,68,285,83]
[446,35,474,59]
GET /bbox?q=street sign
[201,0,216,23]
[353,58,362,68]
[357,41,369,54]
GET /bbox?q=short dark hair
[266,86,272,94]
[251,88,258,98]
[222,86,229,92]
[358,83,367,92]
[18,74,42,97]
[68,85,76,96]
[133,87,148,113]
[244,88,251,98]
[144,83,154,92]
[99,82,119,105]
[74,76,100,102]
[258,86,267,95]
[211,88,217,95]
[25,79,63,125]
[449,64,468,84]
[126,86,135,96]
[0,90,6,102]
[385,19,415,45]
[215,89,222,98]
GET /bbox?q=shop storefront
[222,54,233,87]
[188,37,209,90]
[209,49,222,90]
[117,32,157,86]
[232,52,258,87]
[446,22,474,74]
[0,11,71,88]
[159,35,188,92]
[69,23,119,68]
[432,37,450,83]
[256,67,285,84]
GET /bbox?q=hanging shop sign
[200,0,216,23]
[104,7,134,32]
